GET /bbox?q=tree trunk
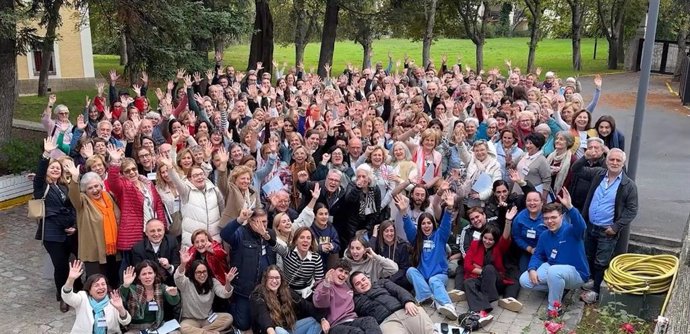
[317,0,339,78]
[362,39,373,70]
[0,0,17,144]
[294,0,308,66]
[527,16,539,73]
[616,17,625,63]
[124,29,137,84]
[475,40,484,72]
[37,0,64,97]
[119,34,128,66]
[422,0,438,67]
[570,1,582,71]
[248,0,274,75]
[607,36,619,69]
[673,17,689,80]
[214,36,225,56]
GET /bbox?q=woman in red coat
[106,146,166,271]
[185,229,229,285]
[463,206,523,318]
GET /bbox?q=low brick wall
[18,77,98,94]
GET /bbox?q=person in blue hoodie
[511,191,547,272]
[519,188,589,316]
[398,191,459,320]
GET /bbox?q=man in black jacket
[570,137,607,211]
[130,219,180,286]
[350,273,434,334]
[575,148,638,304]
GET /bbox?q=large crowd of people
[34,54,638,334]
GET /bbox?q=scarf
[547,149,572,193]
[126,284,165,328]
[92,192,118,255]
[89,295,110,334]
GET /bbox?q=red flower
[620,323,635,334]
[548,309,560,319]
[553,301,562,309]
[544,321,565,334]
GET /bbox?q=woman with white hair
[42,94,74,157]
[388,141,418,185]
[65,164,121,287]
[457,134,502,208]
[342,164,383,240]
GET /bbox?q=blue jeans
[406,267,451,305]
[519,263,584,310]
[275,317,322,334]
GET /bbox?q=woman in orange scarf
[66,162,121,287]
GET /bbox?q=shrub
[0,138,42,175]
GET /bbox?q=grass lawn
[16,37,615,122]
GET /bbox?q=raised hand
[508,169,522,183]
[443,190,456,209]
[297,170,309,184]
[97,82,105,96]
[76,114,87,130]
[176,68,186,80]
[179,246,193,264]
[238,207,253,224]
[84,95,92,108]
[165,286,178,296]
[43,136,57,153]
[225,267,238,283]
[310,182,322,199]
[109,69,119,83]
[594,74,602,89]
[122,266,136,287]
[206,69,214,82]
[183,75,193,88]
[68,260,84,281]
[81,142,94,158]
[321,153,331,165]
[506,206,518,221]
[394,193,410,214]
[193,71,202,84]
[107,144,122,161]
[65,160,80,180]
[557,187,572,209]
[109,291,124,310]
[141,71,149,84]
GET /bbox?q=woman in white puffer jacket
[160,157,225,247]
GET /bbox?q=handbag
[163,202,183,237]
[27,185,51,220]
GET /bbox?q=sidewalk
[0,205,583,333]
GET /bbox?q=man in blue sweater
[519,188,590,316]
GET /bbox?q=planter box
[0,174,33,202]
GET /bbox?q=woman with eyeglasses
[42,94,74,157]
[106,146,166,271]
[176,248,237,333]
[457,134,502,208]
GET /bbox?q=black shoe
[59,300,69,313]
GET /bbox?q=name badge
[521,166,530,176]
[148,301,159,311]
[550,249,558,259]
[456,235,462,245]
[207,312,218,323]
[261,245,266,256]
[526,229,537,239]
[96,317,107,328]
[472,231,481,240]
[423,240,433,250]
[147,172,157,181]
[173,198,181,212]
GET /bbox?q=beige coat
[68,179,121,264]
[217,169,262,228]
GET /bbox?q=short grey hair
[587,137,605,146]
[389,141,412,162]
[355,164,375,186]
[556,130,575,148]
[464,117,479,127]
[80,172,103,193]
[327,169,343,179]
[608,148,627,162]
[55,104,69,114]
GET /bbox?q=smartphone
[440,323,449,334]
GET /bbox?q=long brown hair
[411,213,438,267]
[255,265,296,329]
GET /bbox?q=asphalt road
[579,72,690,241]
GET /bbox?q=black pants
[43,239,80,301]
[84,255,120,288]
[229,294,251,331]
[454,259,465,290]
[330,316,383,334]
[464,265,519,312]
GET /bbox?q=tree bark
[294,0,308,66]
[317,0,339,78]
[248,0,274,75]
[525,0,542,73]
[674,17,689,80]
[362,38,373,70]
[37,0,64,97]
[119,34,128,66]
[0,0,17,144]
[422,0,438,67]
[568,0,582,71]
[476,40,484,71]
[214,36,225,56]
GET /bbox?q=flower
[544,320,565,334]
[620,323,635,333]
[548,309,560,319]
[553,301,562,309]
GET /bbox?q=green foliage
[0,138,42,174]
[577,303,654,334]
[0,1,43,55]
[270,0,322,46]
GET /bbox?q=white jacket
[169,170,225,247]
[61,288,131,334]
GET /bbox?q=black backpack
[458,311,481,331]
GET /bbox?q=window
[31,48,56,76]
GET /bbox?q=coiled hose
[603,253,679,314]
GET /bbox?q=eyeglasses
[543,215,561,221]
[58,112,69,115]
[191,172,205,178]
[123,167,137,174]
[195,270,207,275]
[139,153,151,159]
[267,276,281,281]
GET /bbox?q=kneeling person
[350,272,434,334]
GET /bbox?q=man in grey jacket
[574,148,638,303]
[350,272,434,334]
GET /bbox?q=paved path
[0,206,583,333]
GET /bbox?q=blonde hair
[230,165,253,184]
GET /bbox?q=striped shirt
[274,243,324,290]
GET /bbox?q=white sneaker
[448,289,466,302]
[437,303,459,320]
[478,310,494,327]
[498,297,523,312]
[580,290,599,304]
[582,279,595,291]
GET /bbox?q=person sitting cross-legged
[519,188,590,318]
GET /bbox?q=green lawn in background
[16,37,616,122]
